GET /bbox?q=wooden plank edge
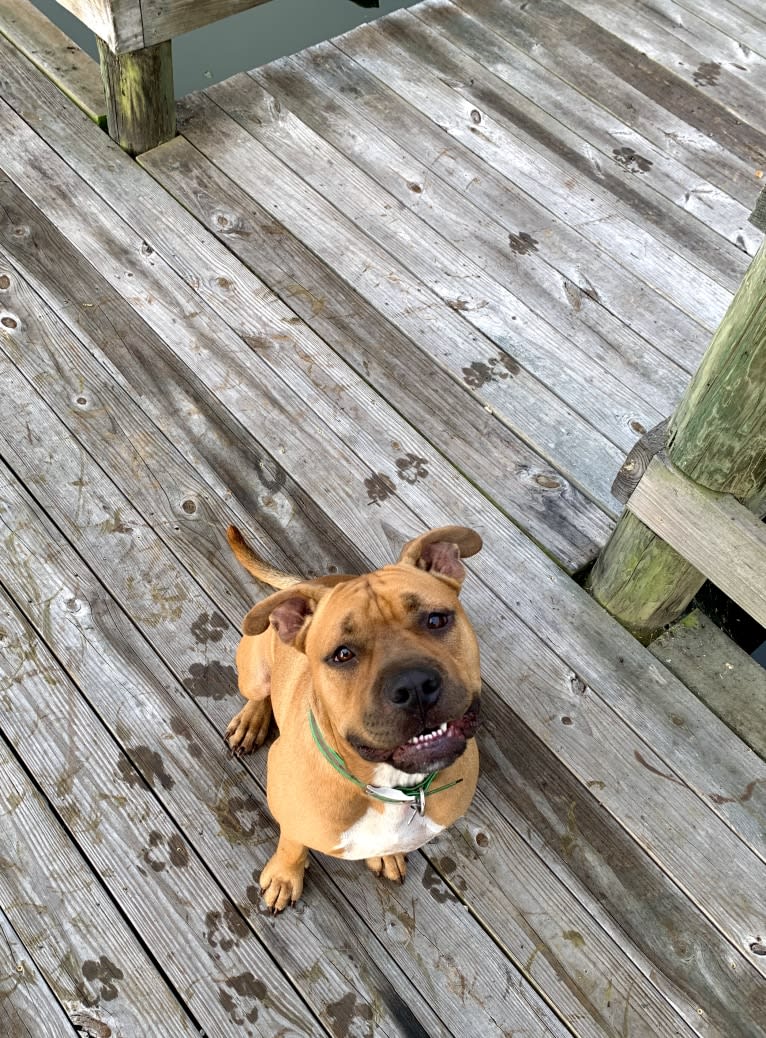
[43,0,142,53]
[0,582,327,1037]
[427,792,703,1038]
[0,0,106,127]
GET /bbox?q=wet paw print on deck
[365,454,429,505]
[205,900,250,953]
[421,863,458,904]
[183,660,237,700]
[71,1009,114,1038]
[612,146,653,174]
[693,61,721,87]
[139,829,189,873]
[75,957,124,1007]
[395,453,429,485]
[365,472,396,506]
[117,746,174,791]
[462,354,520,389]
[169,715,203,760]
[327,992,374,1037]
[218,972,267,1031]
[508,231,539,255]
[216,791,270,846]
[191,610,227,645]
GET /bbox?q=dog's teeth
[406,725,451,747]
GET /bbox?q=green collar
[308,710,462,816]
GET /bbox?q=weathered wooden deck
[1,1,766,1035]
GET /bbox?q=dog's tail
[226,525,302,590]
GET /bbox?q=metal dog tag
[365,784,414,803]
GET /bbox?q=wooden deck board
[673,0,766,59]
[2,71,762,878]
[0,733,200,1037]
[202,72,672,448]
[457,0,763,207]
[0,907,78,1038]
[0,503,326,1036]
[0,196,718,1038]
[3,0,766,1034]
[420,0,758,256]
[0,31,625,539]
[650,610,766,762]
[571,0,766,124]
[336,11,741,325]
[563,0,766,153]
[236,56,695,417]
[0,0,105,126]
[280,38,715,375]
[477,708,766,1037]
[136,137,612,572]
[171,91,630,508]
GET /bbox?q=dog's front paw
[366,854,407,884]
[259,853,306,914]
[225,699,272,756]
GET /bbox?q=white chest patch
[335,765,445,860]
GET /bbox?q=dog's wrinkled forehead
[315,566,457,644]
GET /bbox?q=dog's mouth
[349,700,480,774]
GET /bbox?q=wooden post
[589,240,766,642]
[97,38,175,155]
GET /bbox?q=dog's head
[242,527,482,774]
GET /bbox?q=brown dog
[225,524,483,913]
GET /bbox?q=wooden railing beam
[628,456,766,629]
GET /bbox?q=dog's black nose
[384,667,442,711]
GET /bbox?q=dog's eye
[426,612,451,630]
[331,646,355,664]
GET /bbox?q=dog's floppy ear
[242,583,330,649]
[397,526,482,590]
